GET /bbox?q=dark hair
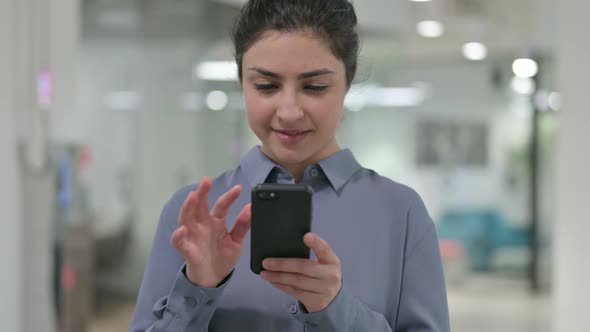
[232,0,359,86]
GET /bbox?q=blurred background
[1,0,588,331]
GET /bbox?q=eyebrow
[247,67,335,79]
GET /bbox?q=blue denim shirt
[129,147,450,332]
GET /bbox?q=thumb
[304,233,340,265]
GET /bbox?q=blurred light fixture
[372,87,426,106]
[417,20,444,38]
[462,42,488,61]
[512,58,538,78]
[206,90,228,111]
[344,92,366,112]
[548,92,562,111]
[511,76,536,95]
[195,61,238,81]
[344,83,429,110]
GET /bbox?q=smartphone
[250,183,313,274]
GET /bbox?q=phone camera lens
[269,192,276,198]
[258,192,268,199]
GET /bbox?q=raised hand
[171,177,251,288]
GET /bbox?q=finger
[262,258,324,278]
[269,281,312,300]
[210,185,242,219]
[261,271,323,293]
[305,233,340,265]
[171,226,194,257]
[178,191,197,225]
[193,177,213,219]
[269,281,307,299]
[229,204,251,244]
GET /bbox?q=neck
[264,140,340,183]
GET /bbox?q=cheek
[312,97,344,130]
[245,94,273,129]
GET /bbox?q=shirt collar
[239,146,278,187]
[239,146,362,191]
[317,148,362,191]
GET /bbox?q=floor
[90,274,551,332]
[448,274,551,332]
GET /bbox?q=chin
[268,145,310,165]
[275,150,307,165]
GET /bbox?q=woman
[130,0,449,331]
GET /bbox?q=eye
[305,85,328,92]
[254,83,277,93]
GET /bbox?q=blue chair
[437,209,531,271]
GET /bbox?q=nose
[276,89,304,123]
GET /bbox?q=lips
[274,129,310,135]
[273,128,311,144]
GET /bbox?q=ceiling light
[462,42,488,61]
[512,58,538,78]
[417,20,444,38]
[195,61,238,81]
[206,90,228,111]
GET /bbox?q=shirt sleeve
[291,283,394,332]
[394,193,450,332]
[292,191,450,332]
[128,187,232,332]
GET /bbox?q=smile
[272,129,311,144]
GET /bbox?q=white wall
[0,0,23,329]
[554,0,590,330]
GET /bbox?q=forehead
[243,30,344,75]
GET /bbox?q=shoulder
[349,168,426,212]
[354,169,436,252]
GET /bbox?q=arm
[394,195,450,331]
[292,194,450,332]
[292,284,394,331]
[128,191,229,332]
[129,179,252,332]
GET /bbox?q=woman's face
[242,30,348,169]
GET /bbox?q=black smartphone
[250,183,313,274]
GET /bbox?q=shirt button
[184,296,197,308]
[290,304,299,314]
[310,168,319,177]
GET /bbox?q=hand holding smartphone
[250,183,313,274]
